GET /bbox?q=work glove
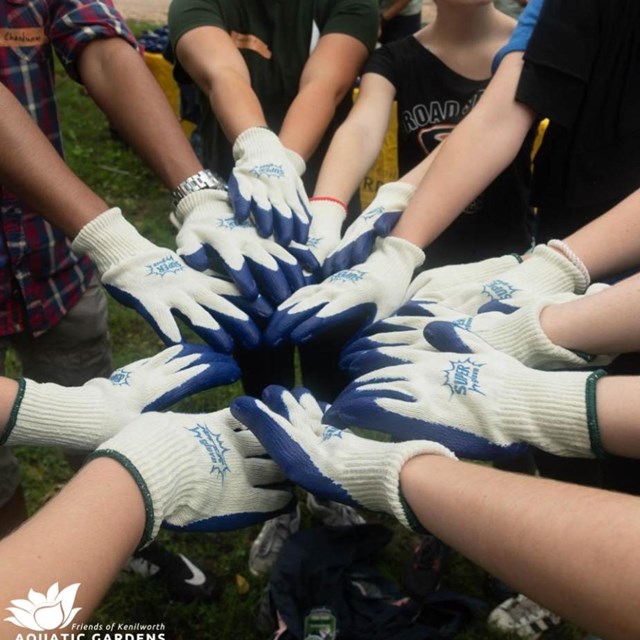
[2,345,239,451]
[286,197,347,276]
[407,244,590,315]
[265,237,425,347]
[326,328,607,461]
[72,208,261,352]
[424,286,616,370]
[228,127,310,246]
[323,181,415,277]
[230,386,454,532]
[174,189,306,304]
[89,409,295,546]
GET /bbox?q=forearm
[400,455,640,639]
[561,187,640,280]
[0,85,107,236]
[280,80,350,162]
[0,378,19,433]
[541,271,640,355]
[381,0,412,21]
[0,457,144,635]
[79,38,202,189]
[390,53,536,248]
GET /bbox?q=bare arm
[279,33,370,162]
[0,458,145,636]
[390,52,537,247]
[313,72,396,201]
[400,452,640,640]
[78,37,202,189]
[0,84,107,237]
[174,25,268,143]
[381,0,413,22]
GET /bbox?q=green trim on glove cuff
[85,449,155,550]
[2,378,26,446]
[586,369,608,458]
[399,489,427,535]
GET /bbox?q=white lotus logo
[4,582,81,631]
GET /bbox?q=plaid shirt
[0,0,137,336]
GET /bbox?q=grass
[10,19,586,640]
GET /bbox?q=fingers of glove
[178,244,211,273]
[204,242,261,301]
[292,193,311,244]
[423,321,496,355]
[170,306,235,353]
[270,199,295,247]
[250,196,275,239]
[341,348,424,379]
[228,172,252,224]
[224,292,274,325]
[322,243,357,278]
[260,384,324,430]
[244,254,293,305]
[395,300,438,317]
[243,456,288,486]
[289,302,377,345]
[291,386,327,421]
[143,353,241,412]
[287,241,321,274]
[477,299,519,314]
[189,298,261,350]
[264,301,326,347]
[372,210,402,236]
[104,283,184,345]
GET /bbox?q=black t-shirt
[364,36,533,267]
[516,0,640,240]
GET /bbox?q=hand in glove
[228,128,310,245]
[174,189,306,304]
[407,244,590,315]
[323,182,415,277]
[71,208,261,352]
[326,328,607,461]
[285,197,347,276]
[265,237,425,347]
[89,408,295,546]
[2,344,239,451]
[230,386,454,532]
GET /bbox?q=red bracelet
[310,196,348,213]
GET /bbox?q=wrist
[547,239,591,289]
[174,188,230,226]
[171,169,227,209]
[310,196,348,214]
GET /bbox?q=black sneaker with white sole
[125,541,218,603]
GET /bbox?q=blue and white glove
[265,236,425,347]
[407,254,522,302]
[408,244,590,315]
[230,386,454,532]
[90,409,295,546]
[326,329,607,461]
[72,208,261,352]
[323,181,415,277]
[174,189,306,304]
[424,286,616,370]
[2,344,239,451]
[228,127,310,245]
[286,197,347,276]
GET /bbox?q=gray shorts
[0,276,113,507]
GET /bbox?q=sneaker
[401,533,450,602]
[125,541,218,603]
[248,507,302,576]
[488,594,562,639]
[306,494,366,527]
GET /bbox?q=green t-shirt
[168,0,378,183]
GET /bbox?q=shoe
[488,594,562,639]
[125,541,218,603]
[401,533,450,602]
[306,494,366,527]
[248,507,301,576]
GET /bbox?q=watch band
[171,169,227,207]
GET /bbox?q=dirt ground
[113,0,437,25]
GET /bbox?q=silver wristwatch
[171,169,227,207]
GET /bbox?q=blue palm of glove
[231,388,359,508]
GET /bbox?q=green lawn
[11,21,586,640]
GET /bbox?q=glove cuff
[3,379,107,450]
[309,198,348,223]
[285,148,306,176]
[174,188,231,226]
[232,127,281,161]
[71,208,155,273]
[342,440,455,531]
[377,236,426,272]
[376,181,417,207]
